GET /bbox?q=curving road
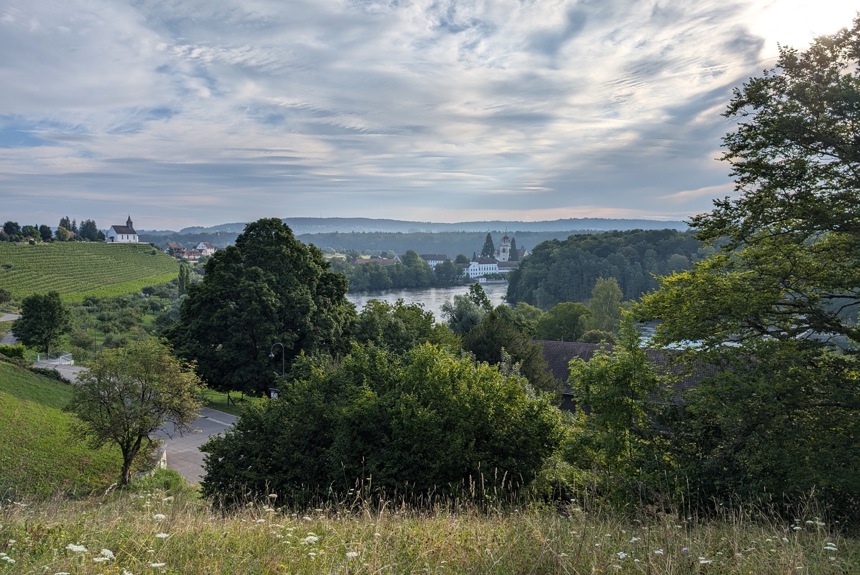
[156,407,237,484]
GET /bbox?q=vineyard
[0,242,180,302]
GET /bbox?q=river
[346,282,509,321]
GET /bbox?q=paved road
[0,313,20,345]
[156,407,237,484]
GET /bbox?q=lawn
[0,362,123,498]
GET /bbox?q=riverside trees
[166,218,355,395]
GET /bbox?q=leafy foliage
[534,302,590,342]
[201,343,562,505]
[65,338,203,485]
[637,18,860,518]
[12,291,71,354]
[167,218,355,394]
[353,299,457,354]
[506,229,701,307]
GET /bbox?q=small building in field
[420,254,449,268]
[106,216,139,243]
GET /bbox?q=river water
[346,282,509,321]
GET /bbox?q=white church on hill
[106,216,139,243]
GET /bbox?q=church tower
[496,233,511,262]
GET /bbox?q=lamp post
[269,342,285,378]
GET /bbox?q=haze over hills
[168,217,688,236]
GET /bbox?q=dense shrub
[201,343,563,506]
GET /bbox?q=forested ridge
[506,229,704,307]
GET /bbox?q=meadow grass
[200,388,264,416]
[0,479,857,574]
[0,363,123,499]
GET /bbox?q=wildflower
[699,558,713,564]
[150,562,166,568]
[629,537,640,543]
[155,533,170,539]
[123,570,134,575]
[793,526,803,531]
[100,549,115,560]
[66,543,87,553]
[824,544,837,552]
[654,549,664,555]
[0,554,14,564]
[153,514,166,520]
[681,548,689,553]
[268,493,278,499]
[617,552,628,560]
[301,535,320,545]
[346,551,359,559]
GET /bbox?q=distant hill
[177,217,688,235]
[0,242,180,302]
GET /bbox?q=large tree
[12,291,71,354]
[639,18,860,511]
[166,218,355,394]
[66,339,203,485]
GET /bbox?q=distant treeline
[506,229,706,307]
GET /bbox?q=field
[0,242,180,302]
[1,481,857,574]
[0,362,121,498]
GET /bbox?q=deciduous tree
[639,18,860,512]
[66,339,203,485]
[167,218,355,394]
[12,291,71,354]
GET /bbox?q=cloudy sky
[1,1,856,231]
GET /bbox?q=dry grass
[1,481,856,575]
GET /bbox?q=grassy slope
[0,242,180,303]
[0,492,857,574]
[0,362,120,498]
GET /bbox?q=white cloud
[0,0,855,229]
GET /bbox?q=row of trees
[1,217,104,243]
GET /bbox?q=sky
[0,1,856,231]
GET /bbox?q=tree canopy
[66,339,203,485]
[166,218,355,394]
[12,291,71,354]
[638,18,860,512]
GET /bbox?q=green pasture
[0,242,180,303]
[0,362,122,498]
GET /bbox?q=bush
[0,343,26,360]
[201,343,563,507]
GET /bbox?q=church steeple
[126,215,133,229]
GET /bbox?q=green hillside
[0,361,120,497]
[0,242,180,302]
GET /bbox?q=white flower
[155,533,170,539]
[346,551,359,559]
[153,514,166,520]
[699,558,714,564]
[100,549,115,560]
[123,570,134,575]
[301,535,320,545]
[654,549,664,555]
[93,557,109,563]
[617,551,628,560]
[150,563,166,568]
[824,544,837,552]
[65,543,87,553]
[1,556,14,564]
